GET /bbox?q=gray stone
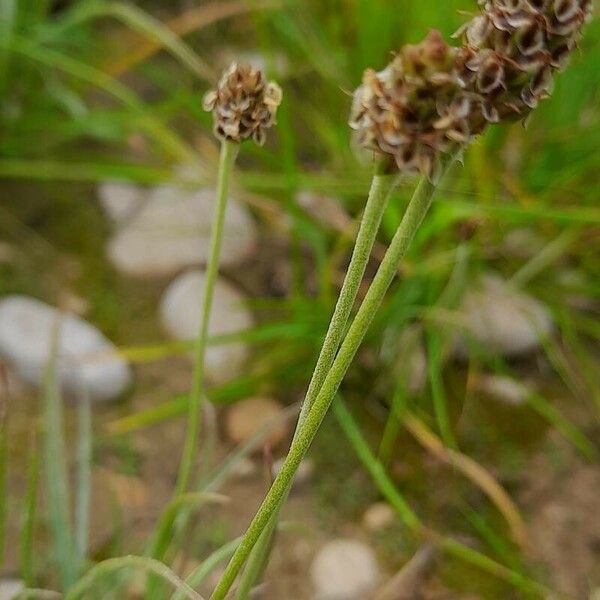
[0,579,23,600]
[159,270,254,384]
[97,181,146,224]
[454,274,553,358]
[107,185,257,277]
[310,539,380,600]
[0,296,131,403]
[475,374,532,406]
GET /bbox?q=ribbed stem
[234,169,397,597]
[175,140,239,495]
[209,160,452,600]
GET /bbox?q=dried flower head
[349,30,487,180]
[456,0,593,121]
[203,63,282,145]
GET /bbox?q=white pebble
[0,296,131,403]
[159,271,254,384]
[454,274,553,358]
[310,539,380,600]
[0,580,23,600]
[107,185,257,277]
[363,502,395,532]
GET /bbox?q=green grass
[1,0,598,597]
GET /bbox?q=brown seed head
[203,62,282,145]
[349,30,487,181]
[456,0,594,121]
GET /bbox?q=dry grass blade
[103,0,281,78]
[403,413,528,550]
[372,545,437,600]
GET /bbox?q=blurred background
[0,0,599,598]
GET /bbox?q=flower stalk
[234,164,399,598]
[175,139,239,495]
[175,63,282,495]
[209,154,456,600]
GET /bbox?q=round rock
[107,185,257,277]
[159,270,254,384]
[0,296,131,403]
[225,397,288,449]
[97,181,147,224]
[310,539,380,600]
[0,579,24,600]
[453,274,553,358]
[363,502,395,532]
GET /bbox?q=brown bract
[349,30,487,181]
[203,62,282,145]
[456,0,594,121]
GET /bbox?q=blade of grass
[333,398,552,597]
[403,412,528,550]
[170,538,242,600]
[74,386,92,575]
[1,35,197,162]
[0,366,8,565]
[43,319,76,589]
[43,1,213,80]
[103,0,281,77]
[426,328,457,449]
[64,556,206,600]
[378,377,410,466]
[0,0,17,93]
[526,393,597,459]
[20,432,39,587]
[146,493,229,562]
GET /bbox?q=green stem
[209,163,450,600]
[64,556,206,600]
[297,168,398,428]
[74,387,92,575]
[175,140,239,496]
[235,167,398,596]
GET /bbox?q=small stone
[474,374,532,406]
[231,456,257,479]
[107,185,257,277]
[501,228,546,259]
[225,397,289,449]
[453,274,553,358]
[159,271,254,384]
[0,579,24,600]
[310,539,380,600]
[296,191,352,232]
[0,296,132,403]
[394,325,427,396]
[273,457,314,488]
[363,502,395,532]
[97,181,147,224]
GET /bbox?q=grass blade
[64,556,206,600]
[20,433,39,586]
[42,319,76,589]
[74,386,92,575]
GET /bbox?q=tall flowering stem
[175,63,282,495]
[235,166,399,599]
[210,155,457,600]
[210,8,593,595]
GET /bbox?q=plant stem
[74,386,92,575]
[235,167,398,596]
[43,320,76,590]
[297,168,398,428]
[209,162,451,600]
[175,140,239,496]
[64,556,206,600]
